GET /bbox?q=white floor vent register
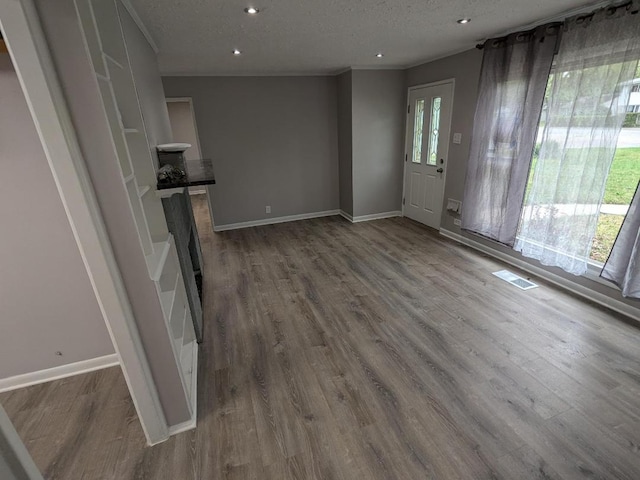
[492,270,539,290]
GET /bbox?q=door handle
[436,168,444,173]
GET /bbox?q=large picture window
[463,4,640,285]
[515,14,640,275]
[523,73,640,267]
[518,63,640,269]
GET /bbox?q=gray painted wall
[0,55,114,379]
[162,76,340,226]
[406,48,639,312]
[36,0,191,425]
[406,48,483,233]
[351,70,405,217]
[337,71,353,215]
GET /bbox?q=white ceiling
[131,0,601,75]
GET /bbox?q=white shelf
[181,340,195,375]
[78,0,198,431]
[109,56,144,135]
[96,79,134,179]
[103,52,124,70]
[146,237,172,282]
[137,185,151,198]
[90,0,128,68]
[124,131,156,186]
[181,337,197,406]
[160,288,176,320]
[75,0,107,78]
[163,276,187,359]
[125,178,153,256]
[140,190,170,242]
[170,303,186,354]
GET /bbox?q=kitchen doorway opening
[166,97,215,227]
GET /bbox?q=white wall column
[0,0,169,445]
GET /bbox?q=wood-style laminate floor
[3,195,640,479]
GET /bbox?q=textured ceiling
[131,0,601,75]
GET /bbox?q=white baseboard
[213,210,340,232]
[440,228,640,322]
[0,354,120,393]
[168,416,197,436]
[339,210,354,222]
[340,210,402,223]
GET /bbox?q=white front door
[403,82,453,229]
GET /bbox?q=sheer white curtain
[461,25,559,246]
[601,182,640,298]
[515,5,640,275]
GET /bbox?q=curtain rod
[476,23,561,50]
[575,0,638,23]
[475,0,635,50]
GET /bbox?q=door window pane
[428,97,442,165]
[412,99,425,163]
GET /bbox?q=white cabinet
[75,0,198,424]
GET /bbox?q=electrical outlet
[453,133,462,145]
[453,219,462,226]
[265,205,271,214]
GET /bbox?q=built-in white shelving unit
[75,0,198,422]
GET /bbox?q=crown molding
[119,0,159,53]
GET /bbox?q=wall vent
[492,270,538,290]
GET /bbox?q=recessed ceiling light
[457,18,471,24]
[375,53,384,58]
[244,7,259,14]
[232,49,242,55]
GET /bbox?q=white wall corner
[440,228,640,323]
[0,354,119,393]
[339,210,354,222]
[0,0,169,445]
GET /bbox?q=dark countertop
[157,158,216,190]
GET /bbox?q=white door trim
[407,78,457,91]
[0,0,169,445]
[402,79,455,227]
[166,96,214,218]
[166,97,204,165]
